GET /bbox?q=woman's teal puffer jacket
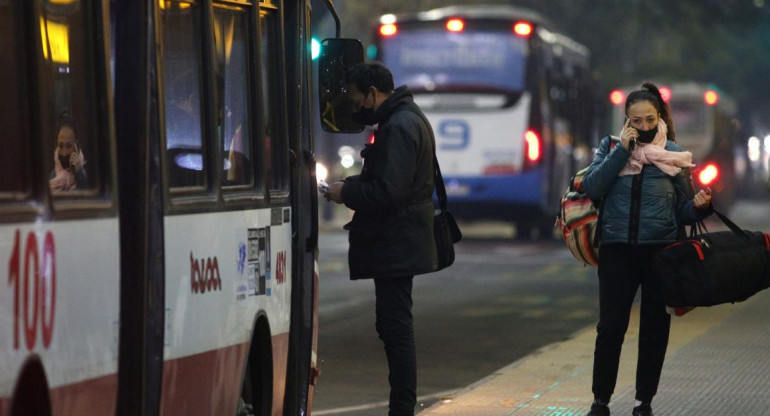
[581,136,709,245]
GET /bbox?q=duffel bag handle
[713,209,753,241]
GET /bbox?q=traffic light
[311,37,321,60]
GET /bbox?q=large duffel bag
[653,210,770,308]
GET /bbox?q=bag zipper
[664,239,705,260]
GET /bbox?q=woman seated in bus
[49,112,88,192]
[580,83,713,416]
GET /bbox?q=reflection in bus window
[0,1,30,196]
[41,0,100,195]
[50,112,88,192]
[214,5,253,186]
[261,11,288,192]
[161,0,205,188]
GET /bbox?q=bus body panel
[0,219,120,414]
[420,93,547,217]
[422,94,532,176]
[160,208,292,414]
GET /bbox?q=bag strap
[713,209,752,240]
[402,106,448,211]
[433,154,448,211]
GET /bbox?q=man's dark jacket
[341,86,437,279]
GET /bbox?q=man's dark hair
[346,62,394,94]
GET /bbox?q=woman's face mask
[636,126,658,143]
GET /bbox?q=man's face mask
[352,91,379,126]
[636,126,658,144]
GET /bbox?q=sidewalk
[419,288,770,415]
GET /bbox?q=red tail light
[446,18,464,32]
[609,90,625,106]
[379,23,397,37]
[704,90,719,106]
[698,163,719,186]
[524,129,541,162]
[513,21,532,37]
[659,86,672,103]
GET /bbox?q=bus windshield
[379,28,528,94]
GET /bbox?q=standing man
[325,62,437,416]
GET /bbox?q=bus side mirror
[318,38,364,133]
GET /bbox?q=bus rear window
[670,99,707,136]
[379,28,528,93]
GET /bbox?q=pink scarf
[49,149,85,192]
[619,119,694,177]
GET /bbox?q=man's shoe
[586,400,610,416]
[631,403,652,416]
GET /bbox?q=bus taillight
[446,18,464,32]
[379,23,397,37]
[524,129,541,162]
[609,90,625,105]
[704,90,719,106]
[698,163,719,186]
[659,86,672,103]
[513,21,533,37]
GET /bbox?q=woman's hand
[693,187,712,209]
[69,150,84,173]
[620,118,637,150]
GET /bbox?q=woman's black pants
[592,243,671,404]
[374,276,416,416]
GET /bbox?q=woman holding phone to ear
[49,112,88,192]
[580,83,713,416]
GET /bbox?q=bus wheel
[10,356,52,416]
[238,318,273,416]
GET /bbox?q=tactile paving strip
[610,298,770,415]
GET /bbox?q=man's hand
[326,181,345,204]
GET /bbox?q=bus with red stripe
[0,0,357,414]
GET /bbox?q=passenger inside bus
[49,111,88,192]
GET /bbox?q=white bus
[0,0,358,414]
[609,82,740,210]
[371,5,596,238]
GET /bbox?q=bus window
[161,0,206,189]
[41,0,101,195]
[261,9,288,192]
[214,3,254,187]
[0,1,30,197]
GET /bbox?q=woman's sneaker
[586,399,610,416]
[631,403,652,416]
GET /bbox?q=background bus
[370,5,597,239]
[0,0,356,415]
[609,82,741,211]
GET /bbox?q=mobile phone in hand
[318,180,329,194]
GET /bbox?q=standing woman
[581,83,713,416]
